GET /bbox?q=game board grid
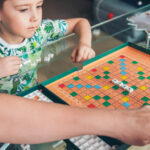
[53,81,149,109]
[47,54,150,109]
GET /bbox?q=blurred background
[43,0,94,23]
[42,0,149,42]
[42,0,149,25]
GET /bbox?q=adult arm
[0,94,150,146]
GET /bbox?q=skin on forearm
[0,94,116,144]
[66,18,92,47]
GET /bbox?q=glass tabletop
[34,4,150,84]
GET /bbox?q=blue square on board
[67,84,74,88]
[76,84,83,89]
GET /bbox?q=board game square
[138,76,145,80]
[76,84,83,89]
[93,95,101,100]
[137,71,145,75]
[120,55,125,58]
[108,60,114,64]
[120,67,126,70]
[84,95,91,100]
[88,104,96,108]
[104,67,110,70]
[85,84,92,89]
[67,84,74,88]
[59,84,65,88]
[132,61,138,64]
[103,75,110,79]
[120,59,125,62]
[86,75,93,79]
[91,68,97,72]
[137,67,143,71]
[122,97,130,102]
[120,75,127,80]
[94,85,101,89]
[70,92,78,97]
[120,62,126,66]
[147,76,150,80]
[140,86,147,90]
[95,75,101,79]
[103,71,110,74]
[141,96,149,102]
[73,77,80,81]
[103,95,111,100]
[112,85,119,90]
[143,103,150,106]
[122,102,130,108]
[122,91,129,96]
[103,101,111,107]
[131,85,138,90]
[122,80,128,84]
[120,71,127,75]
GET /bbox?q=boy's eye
[37,5,43,8]
[19,9,28,12]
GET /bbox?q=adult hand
[112,106,150,146]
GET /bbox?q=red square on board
[91,69,97,72]
[88,104,96,108]
[59,84,65,88]
[120,55,125,58]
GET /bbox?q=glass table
[1,4,150,150]
[38,4,150,83]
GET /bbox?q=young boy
[0,93,150,146]
[0,0,95,94]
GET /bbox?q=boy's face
[0,0,43,39]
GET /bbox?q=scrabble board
[44,43,150,110]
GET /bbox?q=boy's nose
[30,10,38,22]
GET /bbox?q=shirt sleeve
[37,19,68,46]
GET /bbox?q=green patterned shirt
[0,19,67,94]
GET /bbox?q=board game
[43,43,150,110]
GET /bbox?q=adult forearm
[0,94,115,144]
[1,94,150,146]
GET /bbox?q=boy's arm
[66,18,92,47]
[66,18,95,62]
[0,93,150,146]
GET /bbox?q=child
[0,0,95,94]
[0,93,150,146]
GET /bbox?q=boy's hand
[0,56,21,78]
[71,42,95,63]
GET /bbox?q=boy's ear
[0,11,1,22]
[0,12,2,22]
